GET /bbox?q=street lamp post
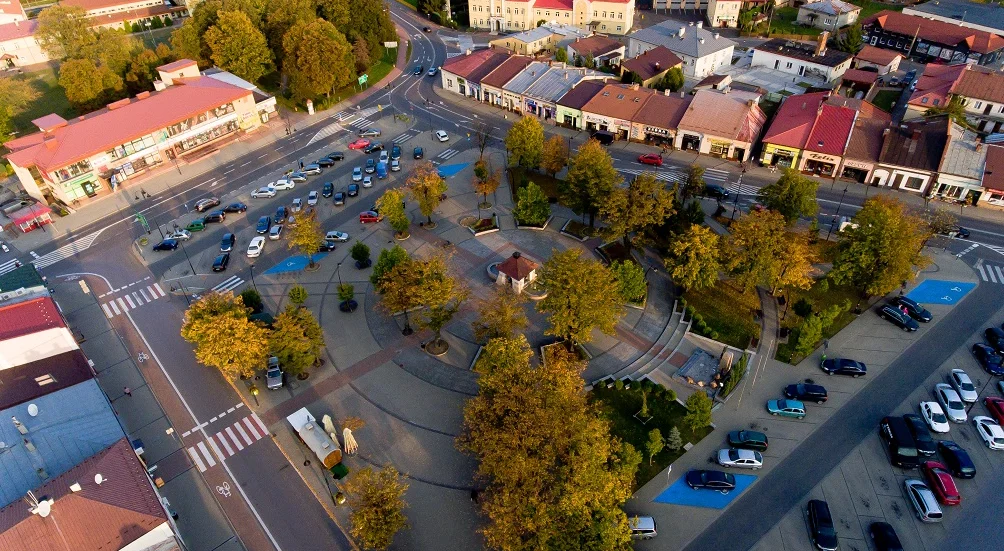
[249,263,258,294]
[249,384,260,406]
[730,165,746,221]
[826,185,849,241]
[336,262,344,288]
[178,238,197,277]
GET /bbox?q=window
[603,11,607,17]
[54,159,92,182]
[921,98,928,104]
[934,99,940,106]
[904,176,924,190]
[594,10,597,16]
[617,25,622,30]
[786,62,793,68]
[999,105,1004,113]
[879,38,886,45]
[545,11,549,15]
[974,101,983,109]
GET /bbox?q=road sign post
[135,212,150,234]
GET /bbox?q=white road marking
[197,441,216,467]
[153,283,165,296]
[234,421,253,445]
[102,303,113,318]
[217,431,234,455]
[207,435,225,463]
[187,447,206,472]
[124,294,136,308]
[252,413,268,435]
[243,417,261,439]
[226,426,244,450]
[116,297,128,312]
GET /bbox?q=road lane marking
[217,431,234,455]
[226,426,244,450]
[187,447,206,471]
[207,435,226,463]
[197,441,216,467]
[234,421,253,445]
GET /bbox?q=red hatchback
[638,154,664,166]
[922,461,961,505]
[985,396,1004,425]
[359,210,383,224]
[348,138,371,150]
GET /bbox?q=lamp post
[336,262,343,288]
[249,384,260,406]
[249,263,258,294]
[730,164,746,221]
[826,184,849,241]
[178,238,197,277]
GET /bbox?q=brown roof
[854,44,902,66]
[878,116,950,172]
[678,89,767,143]
[0,439,174,550]
[0,349,93,410]
[983,145,1004,192]
[844,117,889,162]
[0,19,35,42]
[480,55,533,88]
[825,94,890,121]
[466,51,513,84]
[634,92,692,130]
[557,79,606,109]
[864,10,1004,54]
[951,67,1004,105]
[157,59,198,73]
[581,83,653,121]
[568,35,623,57]
[841,68,879,84]
[620,46,682,81]
[0,297,65,341]
[442,49,505,80]
[498,253,537,280]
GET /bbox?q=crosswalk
[306,122,345,146]
[0,258,22,277]
[977,262,1004,284]
[308,105,385,146]
[347,117,374,130]
[436,148,461,161]
[101,283,167,318]
[724,180,762,196]
[21,229,104,274]
[392,130,420,144]
[212,275,245,294]
[186,413,269,473]
[619,165,730,186]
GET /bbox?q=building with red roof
[862,10,1004,67]
[905,64,1004,133]
[62,0,189,31]
[619,45,683,88]
[676,89,767,162]
[0,0,25,24]
[0,18,46,68]
[981,145,1004,207]
[495,252,539,293]
[441,49,512,100]
[852,44,901,75]
[468,0,635,35]
[0,296,79,369]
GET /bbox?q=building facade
[871,117,951,195]
[628,20,736,78]
[862,10,1004,67]
[467,0,635,35]
[750,34,853,82]
[706,0,741,28]
[903,0,1004,37]
[675,89,766,162]
[0,19,47,68]
[796,0,860,31]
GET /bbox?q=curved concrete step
[603,300,679,383]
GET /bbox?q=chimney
[631,83,640,90]
[513,251,521,258]
[679,27,685,38]
[664,88,672,96]
[911,129,921,141]
[697,21,703,28]
[815,31,829,56]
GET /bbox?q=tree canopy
[472,286,529,343]
[682,165,705,202]
[269,305,325,375]
[180,293,271,379]
[286,209,323,267]
[505,116,545,169]
[343,466,409,551]
[0,77,40,138]
[376,188,410,236]
[204,10,274,83]
[512,181,550,227]
[283,18,355,101]
[406,161,448,226]
[562,139,621,228]
[722,209,791,292]
[600,171,675,255]
[537,249,624,347]
[757,169,819,225]
[610,260,647,304]
[370,245,409,286]
[664,224,721,292]
[36,6,95,59]
[540,134,568,177]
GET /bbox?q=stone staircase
[601,300,692,385]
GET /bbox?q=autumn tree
[352,37,371,73]
[343,466,409,551]
[601,171,675,256]
[512,181,550,226]
[286,210,323,268]
[270,305,325,376]
[36,5,95,59]
[683,391,713,432]
[537,249,624,348]
[58,59,124,111]
[922,207,958,239]
[181,292,271,379]
[369,245,409,286]
[413,257,467,353]
[375,188,410,237]
[757,168,819,225]
[204,10,273,83]
[562,138,621,228]
[0,78,39,138]
[263,0,315,71]
[540,135,568,177]
[830,196,931,298]
[459,336,640,550]
[474,122,495,160]
[374,257,422,334]
[664,224,721,292]
[722,209,788,292]
[471,286,529,343]
[288,284,308,306]
[610,260,647,304]
[125,45,173,93]
[504,115,544,170]
[406,161,448,227]
[770,232,815,295]
[682,164,705,202]
[283,18,355,101]
[472,159,501,213]
[646,428,664,466]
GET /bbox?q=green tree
[288,285,308,306]
[610,260,647,303]
[263,0,315,71]
[283,18,355,101]
[664,224,721,292]
[540,134,568,177]
[414,257,467,351]
[169,1,222,66]
[830,196,931,298]
[459,336,640,551]
[125,47,166,93]
[562,138,621,228]
[180,293,271,379]
[36,5,95,59]
[204,10,273,83]
[350,241,371,267]
[269,305,324,376]
[376,188,410,237]
[317,0,351,29]
[665,426,683,451]
[84,27,141,76]
[835,23,863,54]
[537,249,624,348]
[375,256,447,335]
[683,391,713,432]
[793,303,845,358]
[151,16,165,30]
[58,59,124,111]
[0,77,40,138]
[601,171,675,255]
[722,209,789,292]
[584,53,595,68]
[406,161,448,226]
[472,159,501,212]
[369,245,409,286]
[663,66,684,92]
[239,288,264,314]
[646,428,664,466]
[286,210,323,268]
[925,95,968,127]
[555,47,568,63]
[472,286,529,343]
[757,168,819,225]
[770,232,815,295]
[505,115,545,170]
[512,181,551,226]
[343,466,409,551]
[682,164,705,202]
[352,36,371,73]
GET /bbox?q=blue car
[256,215,271,234]
[767,399,805,419]
[973,343,1004,375]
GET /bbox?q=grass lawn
[854,0,903,19]
[263,47,396,112]
[10,68,75,136]
[769,7,822,37]
[775,281,861,364]
[871,89,900,113]
[509,166,563,202]
[684,281,760,350]
[395,0,418,8]
[589,384,713,489]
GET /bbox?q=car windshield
[959,380,975,391]
[817,526,836,537]
[932,412,948,423]
[995,437,1004,445]
[728,449,739,461]
[949,400,963,410]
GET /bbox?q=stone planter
[339,299,358,313]
[515,216,552,231]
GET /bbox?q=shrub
[719,353,748,398]
[614,379,624,390]
[239,288,264,314]
[793,298,813,318]
[350,241,371,263]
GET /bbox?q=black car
[986,327,1004,353]
[223,202,247,213]
[807,500,838,551]
[364,142,385,154]
[317,157,336,168]
[327,151,345,161]
[784,383,828,404]
[890,296,932,322]
[821,358,867,377]
[204,209,226,224]
[365,158,376,173]
[256,215,271,234]
[347,183,359,197]
[422,26,431,32]
[878,304,919,331]
[153,239,178,251]
[413,65,424,75]
[212,253,230,272]
[390,145,402,160]
[413,146,424,159]
[727,429,768,451]
[318,241,338,252]
[869,522,903,551]
[937,440,976,479]
[220,233,236,253]
[704,184,730,200]
[322,182,334,198]
[902,413,937,456]
[194,197,221,212]
[275,206,288,224]
[333,191,346,206]
[973,343,1004,375]
[685,469,735,494]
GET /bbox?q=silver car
[949,369,978,403]
[266,356,283,389]
[301,164,322,175]
[935,383,967,423]
[307,191,319,206]
[291,198,303,212]
[167,229,192,241]
[359,128,381,137]
[352,167,362,182]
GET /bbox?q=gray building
[627,20,736,78]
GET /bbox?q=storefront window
[55,159,93,182]
[709,142,730,157]
[904,176,924,190]
[174,120,240,154]
[166,103,236,137]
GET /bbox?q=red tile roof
[0,0,24,18]
[678,90,767,143]
[854,44,901,66]
[481,55,533,88]
[951,66,1004,105]
[87,4,186,26]
[498,253,538,280]
[466,51,513,84]
[634,92,692,130]
[907,63,967,109]
[865,10,1004,54]
[61,0,144,11]
[0,297,65,341]
[0,439,175,550]
[568,35,623,58]
[0,18,35,42]
[841,68,878,84]
[534,0,574,9]
[582,83,653,121]
[804,103,856,156]
[443,49,504,80]
[620,46,682,81]
[983,145,1004,192]
[158,59,197,73]
[4,76,252,172]
[762,91,829,149]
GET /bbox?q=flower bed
[469,215,499,235]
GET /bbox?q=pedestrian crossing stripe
[620,167,729,185]
[0,258,21,277]
[393,131,419,144]
[349,118,372,129]
[187,414,269,472]
[306,122,345,146]
[102,283,167,318]
[212,275,245,294]
[437,149,460,160]
[977,263,1004,284]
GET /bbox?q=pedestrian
[123,386,132,397]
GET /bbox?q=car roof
[733,448,759,459]
[629,516,656,530]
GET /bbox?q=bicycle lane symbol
[217,481,232,498]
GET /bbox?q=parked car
[348,138,371,150]
[307,191,319,206]
[638,153,663,166]
[942,225,970,238]
[921,461,960,506]
[727,430,768,451]
[919,402,950,434]
[275,206,288,224]
[359,210,382,223]
[974,415,1004,450]
[326,151,345,161]
[628,516,657,540]
[316,157,336,168]
[704,184,730,199]
[868,522,903,551]
[333,191,346,206]
[390,159,401,172]
[784,383,827,404]
[273,178,296,190]
[347,183,360,197]
[413,146,424,159]
[985,327,1004,353]
[891,296,932,322]
[167,229,191,241]
[821,358,867,377]
[185,219,206,232]
[301,164,322,175]
[935,383,967,423]
[365,158,376,173]
[325,230,350,242]
[364,142,385,154]
[807,499,839,551]
[390,145,402,160]
[435,130,449,142]
[937,440,976,478]
[352,167,363,181]
[685,469,736,494]
[153,239,178,251]
[291,198,303,212]
[268,224,283,240]
[904,412,939,455]
[212,253,230,272]
[716,448,763,469]
[318,241,337,252]
[362,176,373,188]
[949,368,978,402]
[251,185,276,198]
[878,304,919,331]
[204,210,226,224]
[266,356,284,390]
[880,416,920,469]
[904,479,943,522]
[194,197,221,212]
[359,128,381,138]
[973,343,1004,375]
[220,233,236,253]
[379,150,389,163]
[377,161,388,179]
[286,172,307,183]
[256,216,271,234]
[223,202,247,213]
[322,182,335,197]
[247,236,265,258]
[984,396,1004,425]
[767,399,805,419]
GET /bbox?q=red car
[921,461,960,505]
[348,138,371,150]
[985,396,1004,425]
[638,154,663,166]
[359,210,383,224]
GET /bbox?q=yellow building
[468,0,635,35]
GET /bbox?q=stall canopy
[9,204,52,233]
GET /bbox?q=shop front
[639,125,674,147]
[839,159,873,183]
[761,144,800,169]
[800,151,841,177]
[679,133,701,152]
[709,140,732,159]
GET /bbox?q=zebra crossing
[101,283,167,318]
[436,148,461,161]
[22,229,104,273]
[619,166,730,186]
[212,275,245,294]
[976,261,1004,284]
[306,122,345,146]
[307,105,385,145]
[724,180,762,196]
[347,117,374,130]
[0,258,22,277]
[392,130,420,144]
[186,414,269,473]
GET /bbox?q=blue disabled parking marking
[906,280,976,305]
[437,162,470,179]
[653,474,757,509]
[262,253,329,275]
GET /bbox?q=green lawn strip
[683,281,760,350]
[768,8,822,37]
[871,89,900,113]
[395,0,418,8]
[775,278,860,364]
[589,385,712,490]
[10,69,75,135]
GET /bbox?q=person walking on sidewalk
[123,386,132,397]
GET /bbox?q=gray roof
[524,67,606,104]
[0,379,125,508]
[629,21,736,59]
[799,0,861,16]
[508,26,555,44]
[940,122,988,180]
[906,0,1004,34]
[503,61,551,94]
[505,23,590,45]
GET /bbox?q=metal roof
[629,21,736,59]
[503,61,551,94]
[524,66,605,103]
[940,122,988,180]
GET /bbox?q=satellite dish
[34,500,51,517]
[94,474,104,485]
[27,404,38,417]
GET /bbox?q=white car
[325,230,349,242]
[716,448,762,470]
[435,130,449,142]
[379,151,389,163]
[362,176,373,188]
[301,164,322,175]
[167,229,192,241]
[920,401,950,433]
[974,416,1004,449]
[247,236,265,258]
[307,191,319,206]
[390,159,401,172]
[935,383,967,423]
[268,224,283,240]
[273,179,296,190]
[251,185,276,198]
[352,167,363,182]
[291,198,303,212]
[949,369,978,403]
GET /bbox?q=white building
[628,20,736,78]
[750,34,853,82]
[0,0,25,24]
[706,0,741,29]
[0,19,47,69]
[796,0,860,31]
[466,0,636,36]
